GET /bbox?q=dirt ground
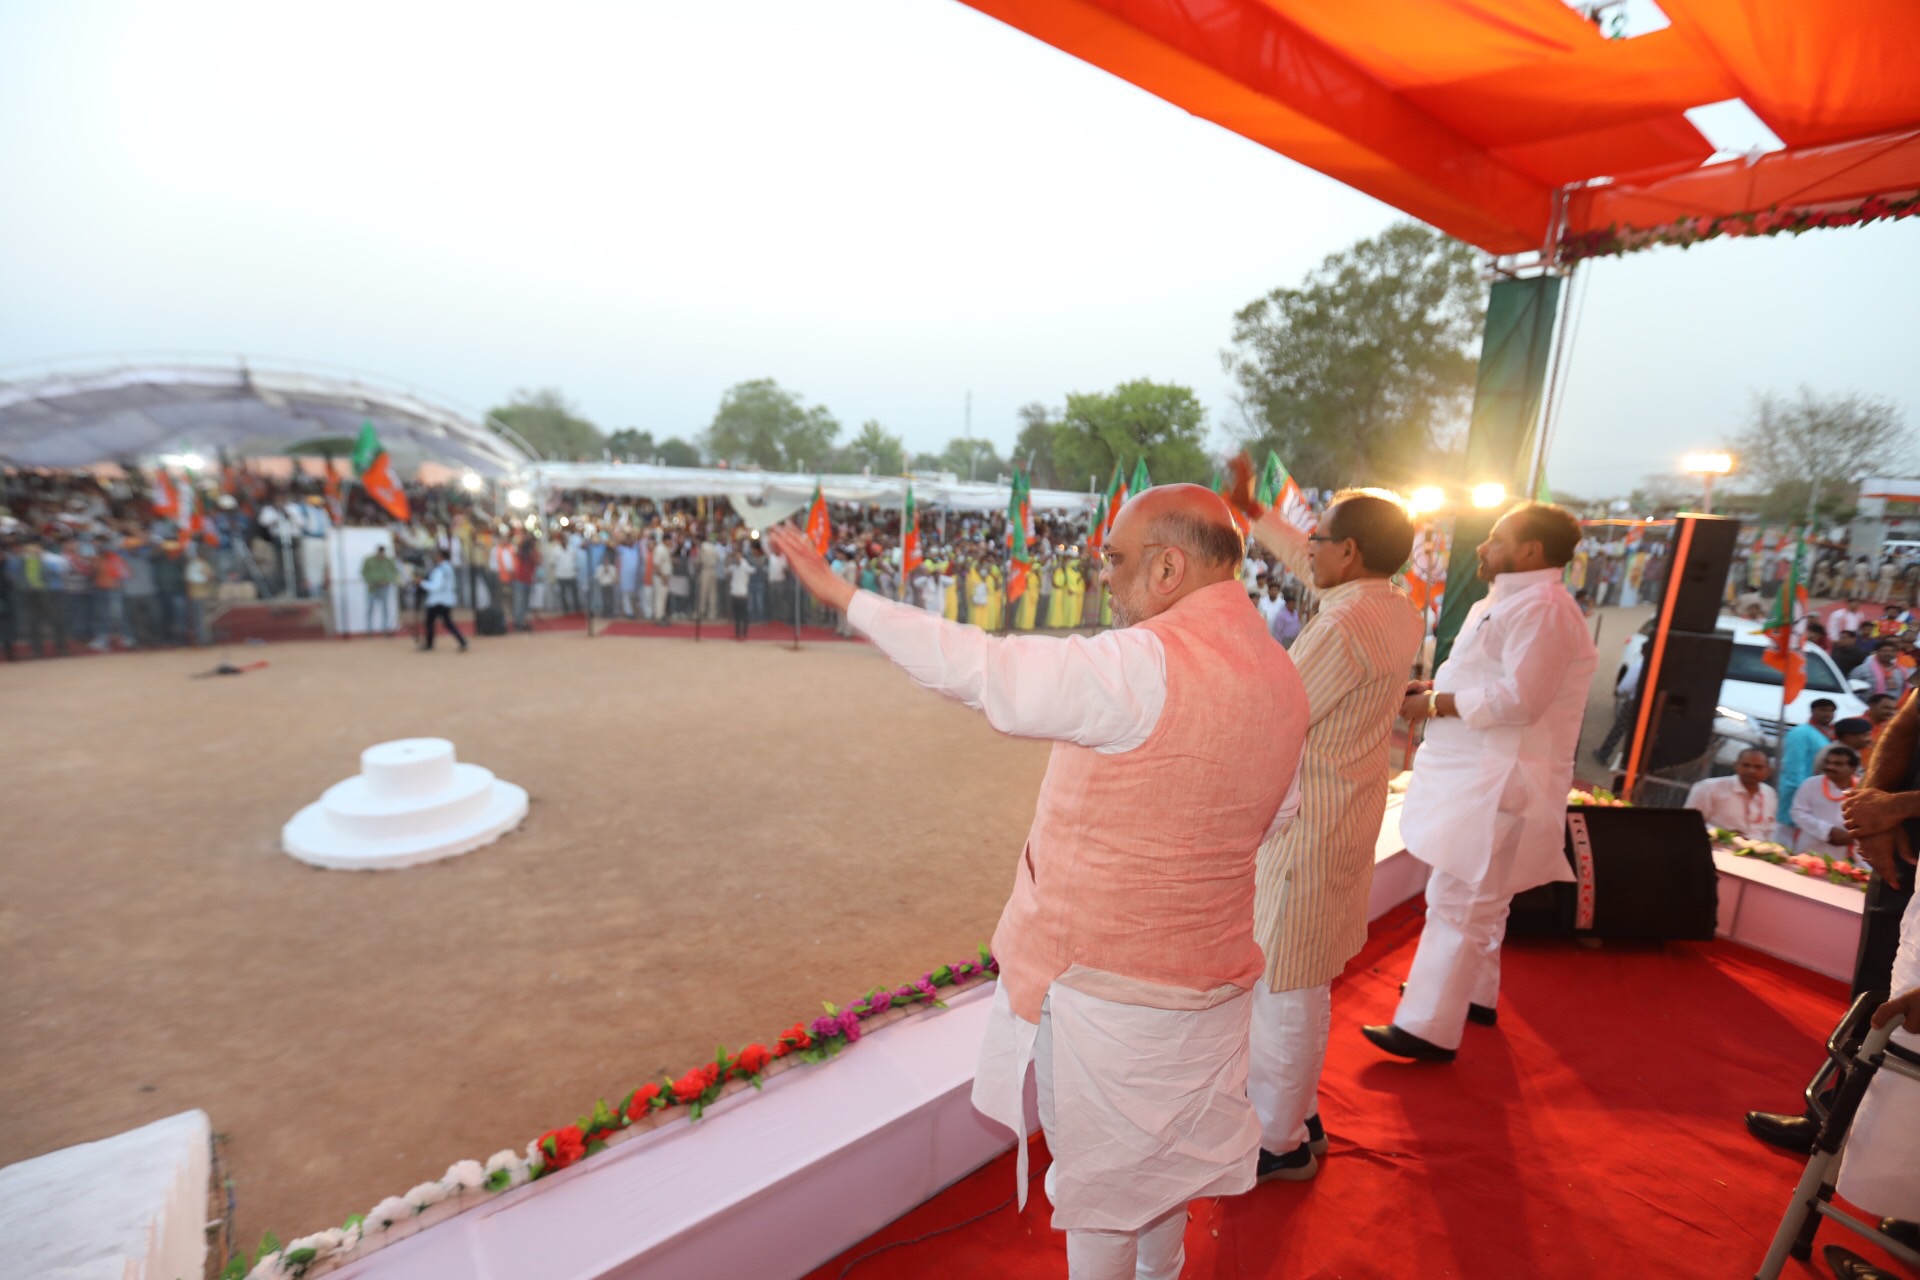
[0,631,1050,1246]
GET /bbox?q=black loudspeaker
[1635,630,1735,768]
[1662,514,1741,634]
[1507,808,1719,940]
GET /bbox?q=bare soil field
[0,631,1048,1245]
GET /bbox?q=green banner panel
[1433,274,1562,668]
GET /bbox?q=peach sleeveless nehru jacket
[990,579,1309,1022]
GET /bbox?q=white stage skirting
[327,980,1031,1280]
[1713,850,1864,983]
[0,1110,209,1280]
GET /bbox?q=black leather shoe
[1744,1110,1818,1155]
[1398,982,1497,1027]
[1825,1245,1897,1279]
[1305,1113,1328,1157]
[1256,1141,1318,1182]
[1882,1219,1920,1252]
[1362,1023,1455,1063]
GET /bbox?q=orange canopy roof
[957,0,1920,255]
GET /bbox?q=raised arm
[768,524,1163,752]
[1225,453,1310,582]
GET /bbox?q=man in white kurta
[1684,747,1778,838]
[1365,502,1598,1062]
[769,486,1308,1280]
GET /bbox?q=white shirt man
[650,538,673,621]
[1369,504,1598,1063]
[1684,750,1778,838]
[1791,744,1863,862]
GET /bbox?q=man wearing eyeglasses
[1226,459,1424,1179]
[1365,502,1597,1063]
[770,483,1307,1280]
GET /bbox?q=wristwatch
[1426,690,1440,719]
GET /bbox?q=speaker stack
[1621,514,1742,785]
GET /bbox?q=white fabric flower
[369,1195,414,1228]
[337,1221,362,1253]
[443,1159,486,1192]
[524,1139,547,1172]
[288,1228,344,1260]
[246,1254,290,1280]
[405,1180,450,1211]
[484,1149,519,1174]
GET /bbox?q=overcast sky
[3,0,1916,498]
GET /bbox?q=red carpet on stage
[807,901,1903,1280]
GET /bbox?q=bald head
[1101,483,1243,627]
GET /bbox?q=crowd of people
[1,467,1320,657]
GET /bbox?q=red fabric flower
[625,1083,661,1120]
[733,1044,772,1077]
[774,1022,813,1057]
[673,1065,717,1103]
[539,1125,587,1172]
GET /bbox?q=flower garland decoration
[1712,829,1871,889]
[1555,193,1920,266]
[222,947,999,1280]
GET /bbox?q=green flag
[351,420,383,477]
[1257,452,1284,508]
[1130,457,1151,496]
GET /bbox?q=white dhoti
[1836,888,1920,1221]
[971,979,1259,1280]
[299,538,328,593]
[1395,864,1515,1051]
[1248,979,1330,1151]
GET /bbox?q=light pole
[1681,452,1733,514]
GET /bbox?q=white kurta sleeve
[1450,593,1589,730]
[846,590,1165,753]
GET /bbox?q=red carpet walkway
[806,901,1904,1280]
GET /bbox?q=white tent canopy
[521,462,1099,516]
[0,360,533,477]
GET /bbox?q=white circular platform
[283,738,528,870]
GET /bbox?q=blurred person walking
[418,550,468,653]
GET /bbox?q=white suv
[1619,615,1866,766]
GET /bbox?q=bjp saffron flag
[1760,528,1809,703]
[150,468,179,520]
[1086,492,1108,554]
[351,420,412,522]
[1212,472,1251,538]
[1265,452,1317,533]
[901,484,923,584]
[1006,468,1033,601]
[1102,462,1128,541]
[177,474,207,540]
[806,481,831,556]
